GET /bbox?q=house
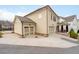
[0,20,13,31]
[57,15,78,33]
[13,5,59,37]
[77,19,79,32]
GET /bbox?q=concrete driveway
[0,31,79,48]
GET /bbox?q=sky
[0,5,79,21]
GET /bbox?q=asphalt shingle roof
[65,15,76,22]
[15,16,36,23]
[59,15,76,22]
[58,15,76,25]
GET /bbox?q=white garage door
[24,27,29,35]
[24,26,34,36]
[49,26,54,34]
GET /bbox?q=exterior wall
[77,21,79,31]
[47,7,59,34]
[68,18,78,33]
[14,18,22,35]
[26,8,47,35]
[63,25,66,31]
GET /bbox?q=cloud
[0,10,27,21]
[15,12,26,16]
[0,10,15,21]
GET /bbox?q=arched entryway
[56,24,68,33]
[61,25,63,32]
[66,25,68,32]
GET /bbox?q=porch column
[33,26,35,35]
[59,25,61,32]
[63,25,66,32]
[29,25,30,36]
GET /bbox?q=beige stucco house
[13,5,59,37]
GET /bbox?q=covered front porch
[56,22,69,33]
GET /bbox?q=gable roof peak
[24,5,53,16]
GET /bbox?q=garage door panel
[24,26,34,36]
[49,26,54,34]
[24,27,29,35]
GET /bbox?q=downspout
[13,22,14,33]
[22,22,24,38]
[46,7,48,36]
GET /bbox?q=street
[0,44,79,54]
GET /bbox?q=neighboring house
[13,5,59,37]
[77,19,79,32]
[57,15,78,33]
[0,20,13,31]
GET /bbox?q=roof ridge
[24,5,50,17]
[65,15,76,18]
[15,15,23,18]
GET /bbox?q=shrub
[0,32,3,38]
[69,29,78,39]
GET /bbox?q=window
[53,16,56,22]
[51,14,56,22]
[30,27,33,31]
[24,27,29,32]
